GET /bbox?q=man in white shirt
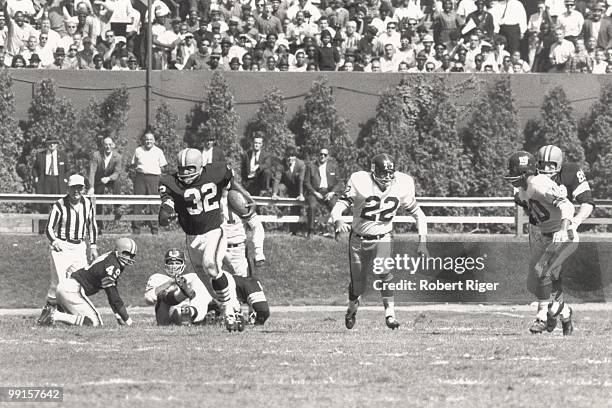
[130,131,168,235]
[201,135,225,165]
[549,26,575,71]
[558,0,584,40]
[497,0,527,54]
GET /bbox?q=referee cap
[68,174,85,187]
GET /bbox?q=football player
[536,145,594,228]
[144,248,215,325]
[207,274,270,326]
[505,151,578,335]
[331,153,429,330]
[221,189,268,277]
[38,237,137,327]
[158,148,254,332]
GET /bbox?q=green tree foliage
[0,71,25,198]
[152,102,183,173]
[71,87,130,180]
[462,77,522,196]
[22,79,77,188]
[360,76,469,197]
[523,86,585,166]
[244,87,295,163]
[184,72,242,171]
[579,84,612,168]
[289,77,356,175]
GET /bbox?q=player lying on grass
[38,238,137,327]
[504,151,577,335]
[145,248,214,325]
[144,248,269,327]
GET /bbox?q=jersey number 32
[184,183,219,215]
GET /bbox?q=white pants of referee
[47,241,88,305]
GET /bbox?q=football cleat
[385,316,400,330]
[203,311,218,325]
[82,316,94,326]
[561,307,573,336]
[345,299,359,329]
[37,306,55,326]
[529,319,547,334]
[224,312,244,332]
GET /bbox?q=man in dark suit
[201,134,226,164]
[240,133,273,196]
[33,137,68,195]
[582,2,612,50]
[88,137,122,232]
[304,148,343,238]
[272,146,305,234]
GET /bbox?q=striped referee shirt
[46,195,98,247]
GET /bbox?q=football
[227,190,251,217]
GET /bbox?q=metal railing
[1,194,611,236]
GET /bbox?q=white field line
[2,303,612,316]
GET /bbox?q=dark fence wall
[9,70,612,141]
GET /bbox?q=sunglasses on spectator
[319,152,328,156]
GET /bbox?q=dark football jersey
[556,162,594,206]
[71,252,124,296]
[234,276,267,306]
[159,163,232,235]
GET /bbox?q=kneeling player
[38,238,137,327]
[144,248,214,325]
[505,151,577,335]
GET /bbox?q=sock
[347,297,360,313]
[548,301,563,317]
[560,303,572,320]
[53,311,79,325]
[383,296,395,318]
[211,271,239,311]
[536,301,548,321]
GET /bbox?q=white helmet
[536,145,563,176]
[115,237,137,266]
[177,148,203,184]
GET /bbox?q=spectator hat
[93,54,103,61]
[45,137,60,144]
[241,3,251,9]
[274,38,290,51]
[229,17,240,25]
[55,47,65,56]
[128,55,138,62]
[82,36,93,43]
[184,32,194,39]
[155,8,169,17]
[221,37,232,45]
[211,21,221,28]
[230,57,240,65]
[416,25,428,33]
[210,51,221,58]
[480,40,492,49]
[321,29,332,38]
[68,175,85,187]
[30,53,41,62]
[115,35,127,44]
[564,0,574,4]
[423,34,434,43]
[367,25,378,35]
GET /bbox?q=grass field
[1,306,611,408]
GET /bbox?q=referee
[37,174,99,325]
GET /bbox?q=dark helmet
[504,151,537,182]
[371,153,395,188]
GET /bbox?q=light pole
[145,0,153,130]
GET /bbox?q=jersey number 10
[184,183,219,215]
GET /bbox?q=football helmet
[177,148,203,185]
[536,145,563,176]
[164,248,186,277]
[371,153,396,189]
[504,151,537,182]
[115,237,137,266]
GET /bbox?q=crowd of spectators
[1,0,611,72]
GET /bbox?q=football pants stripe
[247,291,267,304]
[78,285,102,325]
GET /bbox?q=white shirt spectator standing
[496,0,527,54]
[549,27,575,71]
[557,0,584,39]
[4,7,36,64]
